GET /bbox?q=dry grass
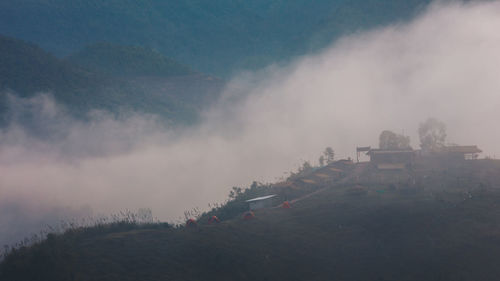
[3,160,500,280]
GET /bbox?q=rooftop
[443,145,482,154]
[367,149,415,155]
[245,194,277,203]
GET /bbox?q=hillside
[0,35,224,124]
[0,0,431,76]
[66,42,193,77]
[2,159,500,281]
[0,34,97,96]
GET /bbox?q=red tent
[208,215,221,224]
[186,218,197,227]
[242,211,255,220]
[282,201,291,208]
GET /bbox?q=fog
[2,1,500,247]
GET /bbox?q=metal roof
[367,149,415,155]
[245,194,277,203]
[443,145,482,154]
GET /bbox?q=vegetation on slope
[3,159,500,281]
[66,42,193,77]
[0,34,97,96]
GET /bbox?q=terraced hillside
[2,159,500,281]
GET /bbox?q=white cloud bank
[2,1,500,246]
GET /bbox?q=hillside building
[367,149,415,170]
[440,145,482,160]
[356,146,371,162]
[363,144,481,170]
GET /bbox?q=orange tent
[282,201,291,208]
[242,211,255,220]
[186,218,197,227]
[208,215,221,224]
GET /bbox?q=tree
[228,186,242,199]
[318,155,325,167]
[418,118,447,151]
[300,161,313,173]
[323,147,335,164]
[379,130,411,150]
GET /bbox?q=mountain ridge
[0,0,432,76]
[0,34,224,124]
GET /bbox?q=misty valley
[2,1,500,281]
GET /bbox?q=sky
[1,0,500,248]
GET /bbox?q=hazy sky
[1,1,500,247]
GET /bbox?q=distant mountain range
[0,35,97,96]
[0,0,441,125]
[0,35,224,125]
[67,42,193,78]
[0,0,432,77]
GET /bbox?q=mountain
[2,159,500,281]
[66,42,193,77]
[0,35,224,124]
[0,34,97,96]
[0,0,432,77]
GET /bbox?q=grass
[2,160,500,280]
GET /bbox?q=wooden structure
[367,149,415,170]
[356,146,371,162]
[441,145,482,160]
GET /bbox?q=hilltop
[0,0,431,76]
[2,158,500,281]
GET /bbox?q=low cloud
[2,1,500,246]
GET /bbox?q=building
[356,146,371,162]
[245,195,277,211]
[367,149,415,170]
[441,145,482,160]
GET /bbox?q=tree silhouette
[323,147,335,164]
[379,130,411,150]
[418,118,447,151]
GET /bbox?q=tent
[282,201,291,208]
[242,211,255,220]
[208,215,221,224]
[186,218,197,227]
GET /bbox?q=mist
[2,1,500,247]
